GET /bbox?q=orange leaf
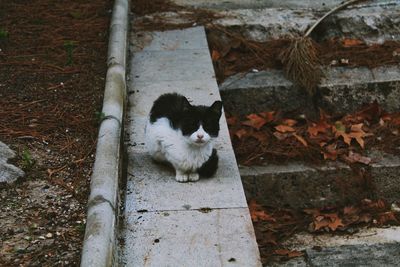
[308,121,331,137]
[242,113,268,130]
[343,206,359,215]
[293,134,308,147]
[234,128,247,139]
[283,119,297,126]
[226,116,237,126]
[275,125,295,133]
[250,131,268,144]
[249,200,276,222]
[343,38,364,47]
[259,111,275,122]
[288,250,304,258]
[211,50,221,61]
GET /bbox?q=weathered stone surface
[306,243,400,266]
[120,209,260,266]
[212,3,400,43]
[122,26,261,265]
[220,66,400,116]
[0,141,24,184]
[240,150,400,209]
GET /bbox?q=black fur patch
[197,149,218,177]
[149,93,222,137]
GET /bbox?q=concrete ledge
[80,0,129,266]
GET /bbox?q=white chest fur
[145,117,213,172]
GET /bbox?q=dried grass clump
[280,37,324,95]
[280,0,365,95]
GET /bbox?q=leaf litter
[251,198,400,264]
[228,102,400,166]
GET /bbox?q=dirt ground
[0,0,112,265]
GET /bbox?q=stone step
[240,150,400,209]
[173,0,394,11]
[270,226,400,266]
[220,66,400,116]
[211,1,400,44]
[120,26,261,266]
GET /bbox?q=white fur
[145,117,214,182]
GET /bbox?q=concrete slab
[125,150,246,212]
[122,26,260,265]
[120,208,260,267]
[139,27,209,52]
[131,49,215,84]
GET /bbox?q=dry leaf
[211,50,221,61]
[308,121,331,137]
[242,113,268,130]
[250,131,268,143]
[344,151,371,165]
[234,128,247,139]
[275,125,295,133]
[273,249,303,258]
[226,116,237,126]
[283,119,297,126]
[249,200,276,222]
[294,133,308,147]
[342,38,364,47]
[259,111,275,122]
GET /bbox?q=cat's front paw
[175,173,189,183]
[188,173,199,182]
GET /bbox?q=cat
[145,93,223,182]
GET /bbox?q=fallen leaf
[258,111,275,122]
[250,131,268,143]
[211,50,221,61]
[273,131,290,141]
[249,200,276,222]
[378,211,398,225]
[308,121,331,137]
[224,51,239,62]
[273,249,303,258]
[226,116,237,126]
[322,143,338,160]
[242,113,268,130]
[343,206,359,215]
[275,125,295,133]
[294,134,308,147]
[283,119,297,126]
[344,151,371,165]
[343,38,364,47]
[234,128,247,139]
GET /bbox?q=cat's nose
[197,134,204,140]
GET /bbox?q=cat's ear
[181,96,191,112]
[210,100,223,117]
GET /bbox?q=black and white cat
[145,93,223,182]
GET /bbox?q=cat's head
[179,97,223,146]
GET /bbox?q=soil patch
[0,0,112,265]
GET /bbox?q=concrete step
[220,66,400,116]
[271,226,400,266]
[240,150,400,209]
[120,26,261,266]
[211,1,400,44]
